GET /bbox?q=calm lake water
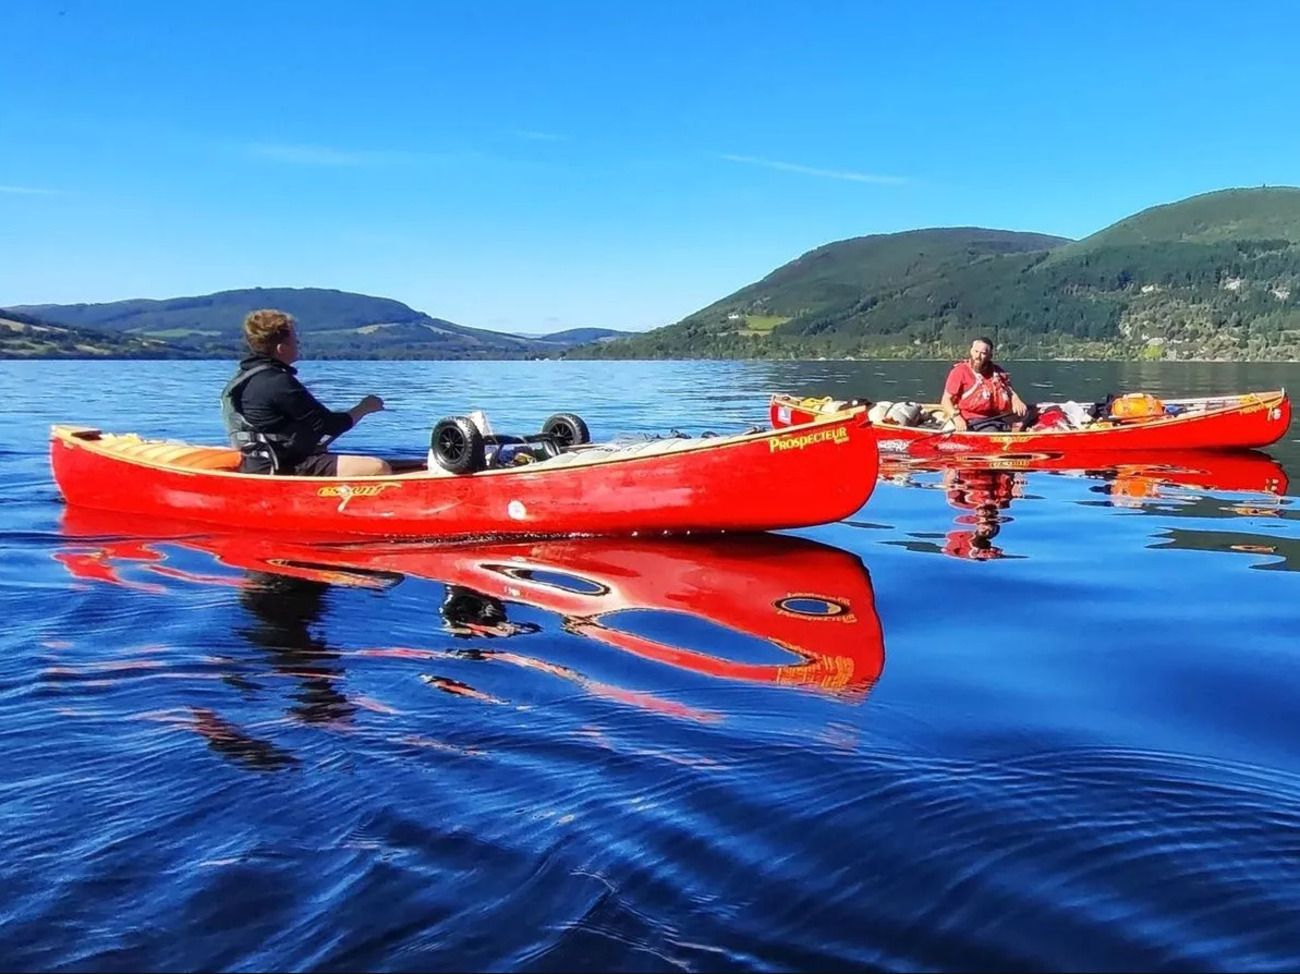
[2,358,1299,972]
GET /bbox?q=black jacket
[227,355,354,472]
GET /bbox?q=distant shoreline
[6,354,1300,365]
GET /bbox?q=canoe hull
[770,391,1290,456]
[50,413,879,538]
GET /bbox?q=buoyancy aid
[952,361,1013,418]
[220,363,300,473]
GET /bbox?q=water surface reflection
[56,509,888,761]
[879,449,1290,561]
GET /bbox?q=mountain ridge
[1,309,192,358]
[11,186,1300,362]
[567,187,1300,361]
[7,287,632,359]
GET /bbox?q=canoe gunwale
[769,390,1289,454]
[51,412,869,483]
[49,409,880,538]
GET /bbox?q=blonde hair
[243,309,295,355]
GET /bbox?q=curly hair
[243,309,295,355]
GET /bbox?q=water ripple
[2,359,1300,971]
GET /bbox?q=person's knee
[335,455,392,477]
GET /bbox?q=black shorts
[290,453,340,477]
[240,451,339,477]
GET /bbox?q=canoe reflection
[881,449,1289,562]
[57,509,885,701]
[1074,450,1290,504]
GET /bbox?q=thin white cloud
[244,142,426,167]
[0,184,62,195]
[514,130,565,142]
[719,153,907,185]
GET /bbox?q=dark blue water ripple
[2,359,1299,971]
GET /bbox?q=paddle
[881,410,1038,458]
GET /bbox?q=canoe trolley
[429,412,592,474]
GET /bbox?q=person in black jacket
[221,309,390,476]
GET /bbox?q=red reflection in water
[882,448,1289,562]
[56,508,886,709]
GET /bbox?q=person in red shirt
[940,336,1030,432]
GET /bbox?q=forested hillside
[1,310,190,358]
[570,188,1300,361]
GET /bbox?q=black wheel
[430,416,486,474]
[541,412,590,448]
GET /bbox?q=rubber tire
[431,416,486,474]
[541,412,590,448]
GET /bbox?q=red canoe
[770,389,1290,457]
[56,510,885,696]
[50,412,879,539]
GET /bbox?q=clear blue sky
[4,0,1298,333]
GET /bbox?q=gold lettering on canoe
[316,481,401,513]
[768,427,851,453]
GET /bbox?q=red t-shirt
[943,362,1013,420]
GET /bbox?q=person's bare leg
[335,455,392,476]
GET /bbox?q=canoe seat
[180,450,243,471]
[94,433,242,471]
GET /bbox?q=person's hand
[359,394,385,415]
[1011,397,1028,418]
[952,414,968,432]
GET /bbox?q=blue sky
[3,0,1298,333]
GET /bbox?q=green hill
[696,228,1069,318]
[9,288,617,360]
[0,310,193,358]
[1056,187,1300,253]
[536,327,631,345]
[569,187,1300,361]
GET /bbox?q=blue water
[3,358,1300,972]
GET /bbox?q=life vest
[220,363,300,472]
[952,362,1013,418]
